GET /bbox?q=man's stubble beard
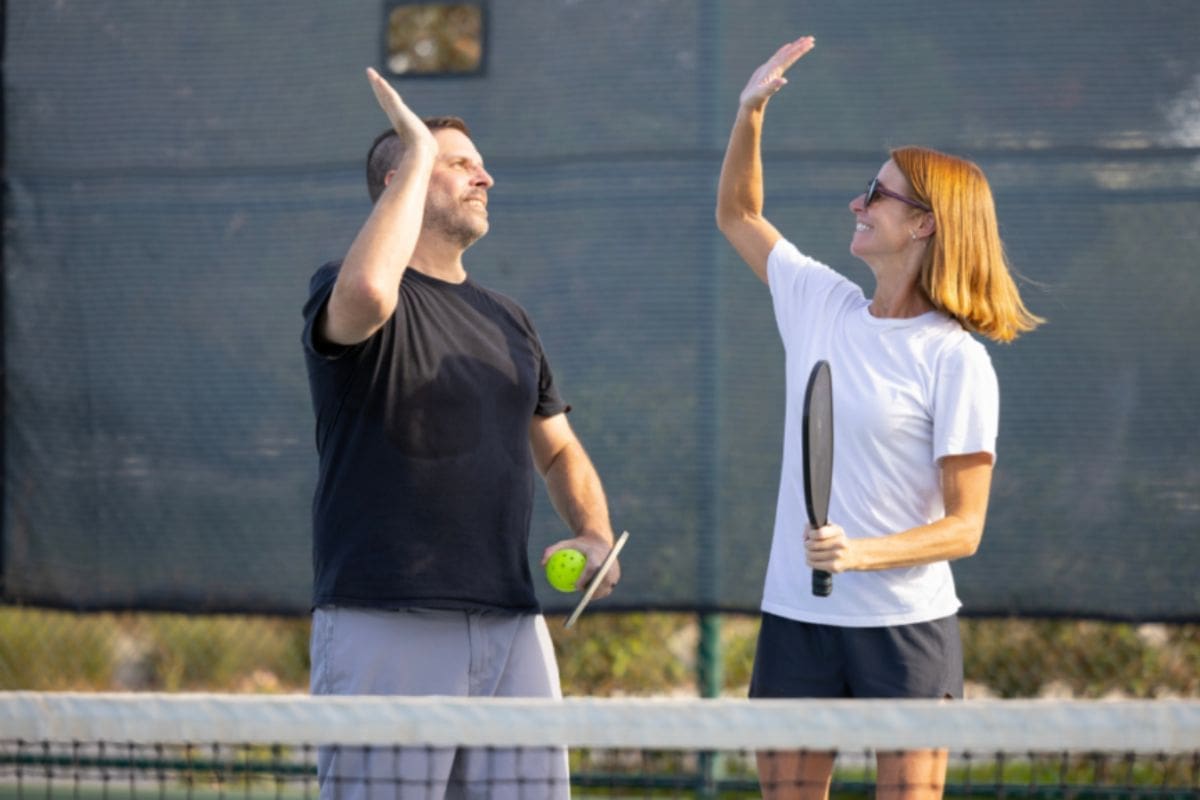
[423,199,488,251]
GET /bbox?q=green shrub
[1,607,1196,699]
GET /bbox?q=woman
[716,37,1041,800]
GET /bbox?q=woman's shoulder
[769,238,842,277]
[768,238,864,305]
[931,326,997,389]
[905,314,995,377]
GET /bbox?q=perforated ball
[545,549,586,593]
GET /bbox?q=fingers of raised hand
[366,67,401,111]
[365,68,429,142]
[773,35,815,69]
[740,36,815,106]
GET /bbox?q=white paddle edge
[563,530,629,629]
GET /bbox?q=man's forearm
[543,441,612,545]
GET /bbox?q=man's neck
[409,241,468,284]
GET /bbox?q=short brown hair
[365,116,471,203]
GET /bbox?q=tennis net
[2,692,1198,799]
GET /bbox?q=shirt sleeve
[932,338,1000,463]
[301,262,354,361]
[766,238,857,350]
[516,304,569,418]
[535,348,570,417]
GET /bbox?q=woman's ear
[916,211,936,239]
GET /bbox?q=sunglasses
[864,177,932,212]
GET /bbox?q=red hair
[892,146,1042,342]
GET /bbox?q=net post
[698,613,723,699]
[697,612,725,798]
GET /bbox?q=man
[301,68,620,800]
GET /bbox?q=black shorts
[748,612,963,699]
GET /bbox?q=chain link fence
[4,3,1198,706]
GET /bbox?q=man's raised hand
[366,67,436,152]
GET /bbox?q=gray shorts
[310,607,569,800]
[749,612,964,699]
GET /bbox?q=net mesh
[2,693,1198,799]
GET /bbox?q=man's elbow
[532,448,556,479]
[335,277,397,328]
[531,435,570,479]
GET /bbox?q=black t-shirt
[301,263,568,612]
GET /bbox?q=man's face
[423,128,494,249]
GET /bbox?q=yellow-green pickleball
[545,549,586,593]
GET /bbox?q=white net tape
[4,693,1198,753]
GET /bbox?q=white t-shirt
[762,238,999,627]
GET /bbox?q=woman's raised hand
[739,36,815,110]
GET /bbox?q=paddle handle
[812,569,832,597]
[811,508,832,596]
